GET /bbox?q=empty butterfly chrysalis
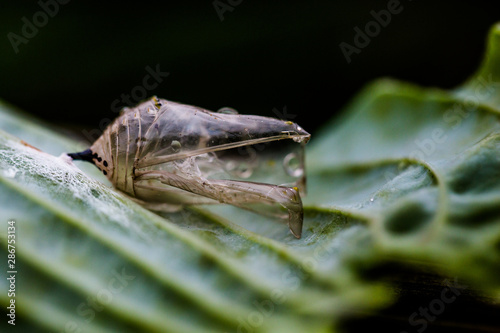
[68,97,310,238]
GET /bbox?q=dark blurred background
[0,1,499,142]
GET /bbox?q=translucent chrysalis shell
[68,97,310,238]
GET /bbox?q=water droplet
[283,153,304,177]
[217,107,238,115]
[235,162,253,178]
[171,140,182,152]
[225,161,237,171]
[398,161,409,170]
[353,203,363,209]
[3,168,18,178]
[293,136,309,143]
[370,197,374,202]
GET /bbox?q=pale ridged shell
[76,96,311,238]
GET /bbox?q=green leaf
[307,23,500,294]
[2,23,500,332]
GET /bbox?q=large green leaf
[2,23,500,332]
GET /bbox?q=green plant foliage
[2,23,500,333]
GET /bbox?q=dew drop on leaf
[235,162,253,178]
[2,167,17,178]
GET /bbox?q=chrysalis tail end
[67,149,94,164]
